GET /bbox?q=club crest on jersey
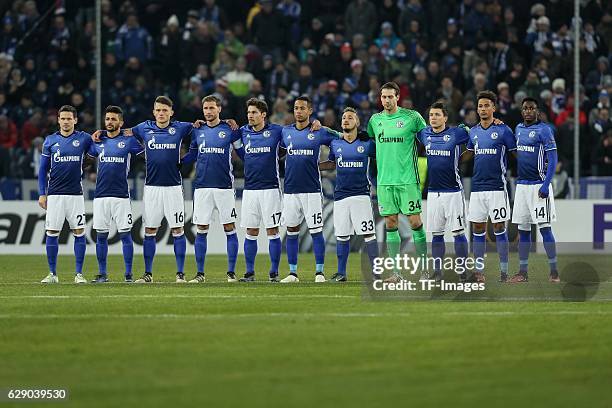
[427,136,431,141]
[357,145,365,153]
[263,130,271,138]
[336,147,342,152]
[169,127,176,135]
[72,140,80,147]
[218,131,226,138]
[443,134,451,142]
[307,133,315,140]
[529,131,536,138]
[118,141,126,148]
[396,121,404,128]
[491,132,498,139]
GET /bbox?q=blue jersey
[240,123,283,190]
[515,122,557,184]
[467,123,516,192]
[132,120,193,186]
[328,138,375,201]
[41,130,92,195]
[88,133,144,198]
[417,126,469,192]
[190,122,241,189]
[280,124,337,194]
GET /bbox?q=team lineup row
[37,82,559,285]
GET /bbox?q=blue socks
[286,231,299,274]
[540,226,558,274]
[244,234,258,275]
[194,231,207,274]
[312,231,325,273]
[365,236,379,269]
[46,233,58,275]
[226,229,238,273]
[120,231,133,277]
[472,232,486,272]
[518,229,531,274]
[173,232,186,273]
[336,238,350,276]
[96,232,109,276]
[143,234,156,274]
[432,235,446,272]
[495,229,509,276]
[268,234,281,277]
[453,233,468,259]
[74,233,86,274]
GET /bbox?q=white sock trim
[268,234,280,240]
[96,230,110,235]
[473,232,486,237]
[145,233,157,237]
[336,236,350,242]
[246,234,258,240]
[494,229,507,235]
[46,231,60,237]
[518,224,531,231]
[452,229,465,236]
[432,232,445,237]
[74,231,86,238]
[225,229,237,236]
[309,227,323,234]
[287,230,299,236]
[172,231,185,238]
[364,235,377,242]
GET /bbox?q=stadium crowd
[0,0,611,184]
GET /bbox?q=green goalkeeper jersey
[367,107,427,185]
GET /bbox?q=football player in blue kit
[87,106,144,283]
[509,97,559,283]
[462,91,516,283]
[39,105,93,283]
[319,107,379,282]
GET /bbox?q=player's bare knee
[197,224,209,233]
[247,228,260,236]
[384,215,398,229]
[408,215,423,230]
[171,227,184,236]
[72,228,85,236]
[492,222,505,233]
[266,227,279,236]
[472,223,486,234]
[287,226,300,233]
[145,227,158,235]
[223,223,235,232]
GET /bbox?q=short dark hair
[58,105,77,118]
[521,97,539,108]
[429,101,448,117]
[295,95,312,108]
[246,98,268,114]
[154,95,173,107]
[343,107,358,115]
[380,82,400,96]
[105,105,124,119]
[477,90,497,104]
[202,95,222,106]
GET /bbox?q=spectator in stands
[116,13,153,63]
[552,156,570,199]
[224,57,254,98]
[157,15,183,88]
[585,56,610,99]
[596,129,612,176]
[16,136,43,179]
[269,98,291,125]
[344,0,378,42]
[200,0,229,31]
[250,0,288,59]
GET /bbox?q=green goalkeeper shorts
[377,184,422,216]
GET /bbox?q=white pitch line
[0,294,359,299]
[0,310,611,320]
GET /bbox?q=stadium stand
[0,0,610,198]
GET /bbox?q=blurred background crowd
[0,0,610,190]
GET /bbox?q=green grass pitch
[1,253,612,407]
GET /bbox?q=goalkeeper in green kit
[367,82,428,282]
